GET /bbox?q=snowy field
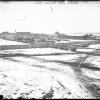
[55,39,97,44]
[76,48,94,52]
[0,48,74,55]
[88,44,100,49]
[0,47,100,99]
[0,39,28,45]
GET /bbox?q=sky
[0,1,100,35]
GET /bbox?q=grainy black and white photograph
[1,1,100,99]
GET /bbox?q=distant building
[0,31,54,44]
[83,34,96,40]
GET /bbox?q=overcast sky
[0,1,100,35]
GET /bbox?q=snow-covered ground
[69,39,94,42]
[76,44,100,53]
[0,39,28,45]
[0,48,74,55]
[88,44,100,49]
[0,47,95,99]
[55,39,95,44]
[81,68,100,79]
[76,48,94,53]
